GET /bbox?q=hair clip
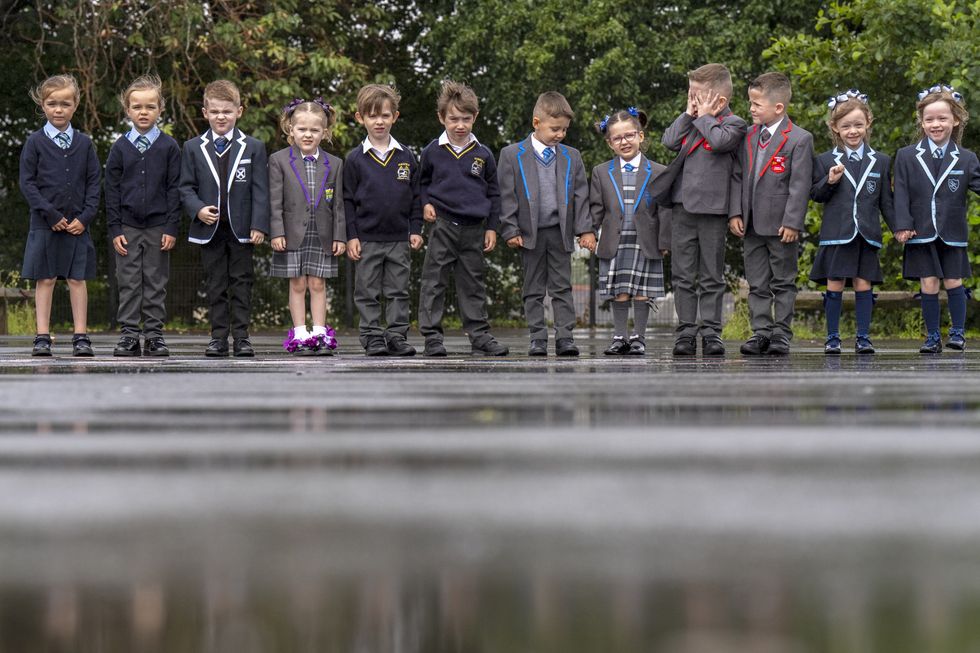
[598,114,611,132]
[827,88,869,110]
[312,96,334,115]
[626,106,639,117]
[918,84,964,103]
[283,97,305,114]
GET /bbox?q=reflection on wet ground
[1,332,980,651]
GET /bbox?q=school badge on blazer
[948,178,960,192]
[866,179,877,194]
[234,166,247,182]
[397,162,410,182]
[470,157,484,177]
[324,187,334,201]
[770,155,787,174]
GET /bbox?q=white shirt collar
[438,131,478,152]
[362,134,404,155]
[763,117,784,136]
[127,125,161,145]
[209,128,236,142]
[297,148,320,161]
[844,143,865,160]
[43,122,73,142]
[530,134,554,158]
[928,139,950,155]
[620,154,642,171]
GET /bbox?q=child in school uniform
[810,89,895,355]
[344,83,423,357]
[499,91,595,357]
[894,85,980,353]
[270,98,345,356]
[418,80,508,357]
[730,72,814,356]
[19,74,100,357]
[658,63,746,357]
[105,74,182,357]
[589,108,671,356]
[179,79,270,358]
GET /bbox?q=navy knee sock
[921,292,940,336]
[947,286,968,332]
[824,290,843,337]
[854,290,873,337]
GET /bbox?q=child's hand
[778,226,799,243]
[577,232,597,252]
[409,234,424,250]
[346,238,361,261]
[51,217,69,231]
[249,230,265,245]
[894,230,915,243]
[506,235,524,249]
[271,237,286,252]
[112,235,128,256]
[686,89,698,117]
[423,203,437,222]
[661,249,670,256]
[728,216,745,238]
[828,164,845,185]
[197,206,219,225]
[483,229,497,253]
[333,241,346,256]
[695,90,722,117]
[65,219,85,235]
[161,235,176,251]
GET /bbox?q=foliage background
[0,0,977,328]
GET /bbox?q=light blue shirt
[127,125,161,146]
[844,144,865,160]
[43,121,74,144]
[928,139,950,157]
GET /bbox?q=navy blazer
[894,139,980,246]
[179,128,271,244]
[811,147,895,247]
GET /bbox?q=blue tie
[934,147,944,159]
[135,135,150,153]
[623,163,636,173]
[214,136,228,154]
[54,132,71,149]
[541,147,554,163]
[849,151,860,163]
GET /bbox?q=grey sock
[612,300,630,338]
[632,299,650,340]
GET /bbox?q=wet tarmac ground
[1,331,980,652]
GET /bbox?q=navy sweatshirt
[418,139,501,230]
[19,128,101,230]
[343,144,423,241]
[104,133,182,238]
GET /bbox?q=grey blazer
[656,108,746,217]
[589,156,671,260]
[738,118,814,236]
[269,146,345,251]
[497,137,592,252]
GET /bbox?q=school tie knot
[54,132,71,149]
[541,147,554,163]
[214,136,228,154]
[303,155,316,163]
[623,163,636,173]
[848,151,860,163]
[135,135,150,153]
[759,128,771,146]
[934,146,944,159]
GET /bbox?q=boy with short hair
[344,83,424,356]
[658,63,746,357]
[105,74,181,357]
[498,91,594,356]
[729,72,814,356]
[417,80,508,357]
[179,79,270,357]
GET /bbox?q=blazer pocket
[769,193,789,219]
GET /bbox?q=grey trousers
[418,218,492,345]
[743,231,799,339]
[355,241,411,347]
[115,224,169,338]
[671,207,728,338]
[521,225,575,340]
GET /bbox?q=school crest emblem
[235,167,247,181]
[397,162,410,182]
[324,188,334,202]
[866,180,877,194]
[770,155,787,174]
[470,157,485,177]
[948,178,960,192]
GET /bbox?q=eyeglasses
[610,130,639,145]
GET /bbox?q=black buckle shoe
[767,336,790,356]
[702,336,726,357]
[233,338,255,357]
[205,338,229,357]
[365,336,389,356]
[472,338,509,356]
[144,337,170,357]
[114,336,142,357]
[32,334,52,357]
[423,340,447,357]
[920,332,942,354]
[627,336,646,356]
[528,339,548,356]
[555,338,579,357]
[672,336,697,357]
[604,336,630,356]
[387,338,416,357]
[739,334,770,356]
[72,334,94,357]
[855,335,875,355]
[824,334,842,355]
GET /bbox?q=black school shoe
[233,337,255,357]
[472,338,509,356]
[205,338,229,357]
[919,332,942,354]
[72,334,94,357]
[365,336,389,356]
[604,336,630,356]
[855,335,875,355]
[423,340,447,357]
[114,336,142,357]
[672,336,697,357]
[555,338,579,357]
[528,339,548,356]
[739,334,770,356]
[144,337,170,357]
[32,334,52,357]
[387,338,416,357]
[702,336,726,357]
[767,336,790,356]
[626,336,645,356]
[947,329,966,351]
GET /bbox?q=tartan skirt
[270,218,338,279]
[598,226,665,300]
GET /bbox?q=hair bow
[598,114,611,132]
[827,88,868,110]
[917,84,964,104]
[283,97,305,114]
[312,96,333,115]
[626,106,639,117]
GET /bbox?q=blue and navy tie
[214,136,228,154]
[934,147,944,160]
[623,163,636,173]
[849,151,860,163]
[135,135,150,153]
[54,132,71,149]
[541,147,554,163]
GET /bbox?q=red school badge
[769,155,787,174]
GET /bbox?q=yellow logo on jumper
[397,162,410,181]
[470,157,485,177]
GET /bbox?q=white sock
[311,325,326,336]
[293,326,310,340]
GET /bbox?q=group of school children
[18,64,980,359]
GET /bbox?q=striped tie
[849,152,860,163]
[934,147,944,159]
[55,132,71,149]
[214,136,228,154]
[759,128,771,146]
[541,147,554,163]
[135,135,151,153]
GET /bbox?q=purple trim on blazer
[288,146,332,210]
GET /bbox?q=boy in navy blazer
[658,64,746,357]
[730,72,813,356]
[179,79,270,357]
[498,91,595,356]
